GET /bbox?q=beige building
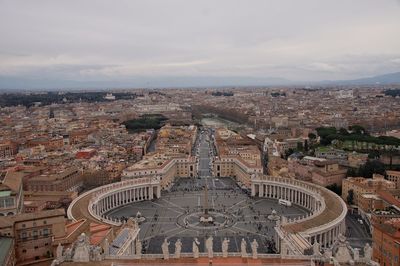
[386,170,400,189]
[25,166,83,192]
[122,153,197,189]
[213,128,263,188]
[342,174,396,205]
[0,209,66,263]
[0,171,24,216]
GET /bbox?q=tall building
[0,209,66,263]
[372,218,400,266]
[0,171,24,216]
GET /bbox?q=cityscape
[1,1,400,266]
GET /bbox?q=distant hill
[1,72,400,90]
[321,72,400,85]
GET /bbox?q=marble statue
[162,238,170,260]
[313,241,321,256]
[56,243,63,262]
[251,239,259,259]
[241,238,247,258]
[64,247,73,261]
[73,233,90,262]
[192,238,200,258]
[175,239,182,259]
[353,248,359,262]
[50,259,59,266]
[323,248,332,260]
[222,238,230,258]
[104,238,109,256]
[136,239,142,258]
[92,246,102,261]
[364,243,372,262]
[205,236,214,258]
[334,234,352,264]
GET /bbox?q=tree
[347,189,354,205]
[339,128,349,135]
[347,168,357,177]
[308,133,317,140]
[304,139,309,152]
[326,183,342,196]
[349,125,367,135]
[358,160,385,178]
[296,142,304,151]
[284,148,295,159]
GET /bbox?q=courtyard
[105,177,310,255]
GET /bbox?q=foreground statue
[56,243,63,262]
[73,233,90,262]
[175,239,182,258]
[136,239,142,258]
[241,238,247,258]
[192,238,200,258]
[364,243,372,262]
[251,239,259,259]
[205,236,214,258]
[162,238,170,260]
[222,238,230,258]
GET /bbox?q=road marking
[161,199,187,211]
[151,202,184,215]
[227,199,246,210]
[232,225,269,238]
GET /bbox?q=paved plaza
[106,177,310,255]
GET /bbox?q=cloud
[0,0,400,87]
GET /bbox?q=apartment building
[0,209,66,263]
[342,174,396,205]
[0,171,24,216]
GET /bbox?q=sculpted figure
[64,247,73,261]
[56,243,63,261]
[104,238,110,256]
[162,238,170,260]
[241,238,247,258]
[192,238,200,258]
[73,233,90,262]
[313,241,321,256]
[251,239,259,259]
[136,239,142,258]
[205,236,214,258]
[222,238,230,258]
[364,243,372,262]
[175,239,182,258]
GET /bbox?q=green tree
[339,128,349,135]
[347,189,355,205]
[358,160,385,178]
[308,133,317,140]
[326,183,342,196]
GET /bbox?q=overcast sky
[1,0,400,87]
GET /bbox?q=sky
[0,0,400,88]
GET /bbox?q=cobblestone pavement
[106,177,310,254]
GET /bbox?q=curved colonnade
[68,175,346,255]
[252,176,347,254]
[67,177,161,226]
